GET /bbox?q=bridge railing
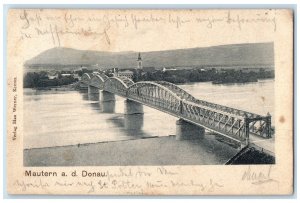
[155,81,261,118]
[127,82,182,114]
[181,100,248,142]
[104,77,129,97]
[96,72,109,80]
[245,114,272,138]
[89,75,105,89]
[155,81,272,139]
[81,73,92,85]
[190,98,261,118]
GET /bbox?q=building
[137,52,142,69]
[162,67,177,72]
[73,73,80,80]
[118,70,134,79]
[111,68,134,79]
[111,68,119,77]
[48,71,59,79]
[61,73,71,77]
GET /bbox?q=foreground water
[24,79,274,149]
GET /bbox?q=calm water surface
[24,79,274,149]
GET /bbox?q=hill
[25,42,274,71]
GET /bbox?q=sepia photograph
[6,8,293,195]
[23,43,275,166]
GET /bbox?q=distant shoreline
[32,83,77,91]
[26,78,275,91]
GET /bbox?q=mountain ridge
[25,42,274,70]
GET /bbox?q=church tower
[137,52,142,69]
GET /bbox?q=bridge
[79,72,272,148]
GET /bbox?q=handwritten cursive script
[242,165,279,185]
[13,179,50,191]
[17,9,278,48]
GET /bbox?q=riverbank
[24,135,241,166]
[31,83,77,91]
[226,146,275,164]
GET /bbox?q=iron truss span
[80,73,272,145]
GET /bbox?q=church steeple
[137,52,142,69]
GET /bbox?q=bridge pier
[176,119,205,140]
[98,91,116,113]
[88,85,99,94]
[100,91,115,102]
[124,99,144,115]
[79,82,88,90]
[100,100,116,113]
[88,93,99,101]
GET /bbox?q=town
[23,53,274,89]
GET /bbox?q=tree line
[24,71,78,88]
[135,68,274,84]
[24,68,274,88]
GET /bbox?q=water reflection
[83,90,118,114]
[124,114,144,130]
[23,89,41,101]
[107,114,146,138]
[100,101,116,113]
[85,90,145,137]
[78,89,88,94]
[81,92,89,101]
[89,101,102,112]
[88,93,99,101]
[86,93,116,113]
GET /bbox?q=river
[23,79,274,149]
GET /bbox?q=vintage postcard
[6,8,293,195]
